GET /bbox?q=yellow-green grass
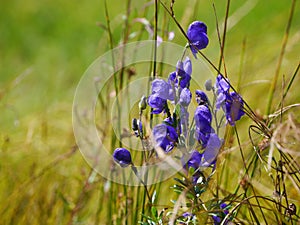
[0,0,299,224]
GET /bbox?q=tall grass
[0,0,299,224]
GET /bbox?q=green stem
[266,0,296,115]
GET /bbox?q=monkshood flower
[195,90,209,105]
[151,78,174,100]
[225,92,245,126]
[215,74,230,110]
[182,134,222,184]
[148,94,167,114]
[152,123,178,152]
[183,134,222,170]
[194,105,213,134]
[184,150,202,170]
[212,202,230,225]
[215,74,245,126]
[187,21,209,58]
[168,57,192,89]
[113,148,132,167]
[194,104,214,147]
[148,79,174,114]
[201,133,222,166]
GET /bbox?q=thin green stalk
[237,38,246,93]
[266,0,296,115]
[94,179,105,225]
[153,0,158,78]
[150,0,159,129]
[104,0,122,147]
[217,0,231,77]
[234,126,247,171]
[118,0,132,91]
[134,185,141,224]
[122,170,128,225]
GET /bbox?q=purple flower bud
[179,88,192,106]
[132,118,139,137]
[139,95,147,111]
[183,57,192,76]
[205,79,213,91]
[113,148,132,167]
[195,90,208,105]
[187,21,209,57]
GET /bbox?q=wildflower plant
[111,20,245,224]
[71,1,300,224]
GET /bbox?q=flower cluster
[112,20,245,174]
[111,21,244,224]
[150,57,192,151]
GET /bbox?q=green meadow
[0,0,299,224]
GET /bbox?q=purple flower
[187,21,209,58]
[201,133,222,167]
[179,88,192,106]
[212,202,230,225]
[195,90,209,105]
[195,130,210,148]
[220,203,229,215]
[215,74,230,110]
[194,105,214,147]
[153,123,178,152]
[194,105,212,133]
[151,79,174,100]
[163,117,175,126]
[183,134,221,171]
[148,94,167,114]
[184,150,202,169]
[214,75,245,126]
[182,150,203,184]
[182,138,221,185]
[113,148,132,167]
[148,78,176,114]
[168,57,192,89]
[225,92,245,126]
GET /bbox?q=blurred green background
[0,0,299,224]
